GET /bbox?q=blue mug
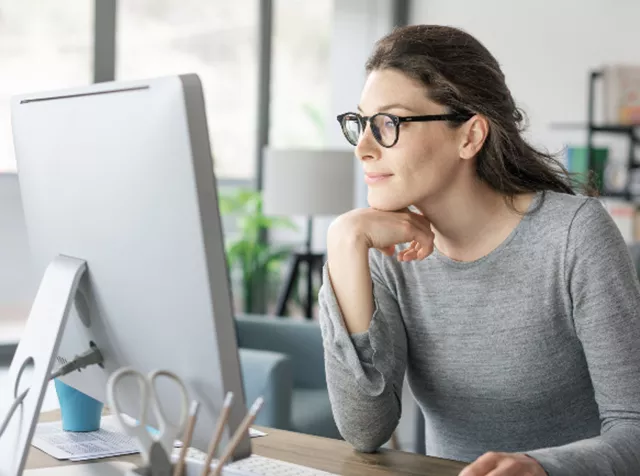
[54,379,104,432]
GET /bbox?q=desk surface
[27,411,467,476]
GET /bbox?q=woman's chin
[367,192,411,212]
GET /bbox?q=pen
[173,400,200,476]
[211,396,264,476]
[200,392,234,476]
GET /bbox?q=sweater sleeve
[526,198,640,476]
[317,249,408,452]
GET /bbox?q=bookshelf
[552,69,640,242]
[586,70,640,200]
[552,69,640,200]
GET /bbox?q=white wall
[410,0,640,162]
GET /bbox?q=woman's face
[355,68,471,211]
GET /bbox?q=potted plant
[218,187,297,314]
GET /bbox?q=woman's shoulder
[535,190,595,216]
[529,190,618,247]
[529,190,605,230]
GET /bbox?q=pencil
[200,392,234,476]
[211,396,264,476]
[173,400,200,476]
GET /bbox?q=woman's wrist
[328,217,369,254]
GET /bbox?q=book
[565,146,608,192]
[602,65,640,125]
[600,198,635,243]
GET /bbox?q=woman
[318,24,640,476]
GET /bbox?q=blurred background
[2,0,640,454]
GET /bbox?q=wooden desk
[26,411,467,476]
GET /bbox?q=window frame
[96,0,271,187]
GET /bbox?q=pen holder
[55,379,104,432]
[123,460,232,476]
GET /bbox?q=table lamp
[262,148,356,318]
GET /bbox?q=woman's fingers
[397,213,434,262]
[399,248,418,261]
[416,240,434,259]
[368,208,434,262]
[412,215,434,259]
[397,242,416,261]
[397,240,431,262]
[412,242,424,260]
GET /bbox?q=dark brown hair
[366,25,593,203]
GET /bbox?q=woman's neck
[414,179,535,262]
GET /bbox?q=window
[0,0,93,172]
[270,0,332,148]
[116,0,259,180]
[266,1,333,318]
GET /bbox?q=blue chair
[237,347,292,430]
[235,314,341,439]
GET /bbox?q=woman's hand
[459,452,547,476]
[325,207,434,333]
[329,207,434,261]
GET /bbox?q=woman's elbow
[338,423,394,454]
[351,438,385,453]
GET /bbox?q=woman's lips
[364,173,393,185]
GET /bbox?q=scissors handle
[148,369,189,453]
[106,367,155,464]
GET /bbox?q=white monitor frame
[0,74,249,475]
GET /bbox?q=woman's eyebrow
[357,103,416,114]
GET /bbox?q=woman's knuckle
[501,459,521,471]
[482,451,500,460]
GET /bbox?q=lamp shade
[262,148,356,216]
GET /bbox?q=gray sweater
[318,191,640,476]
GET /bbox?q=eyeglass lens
[341,114,397,147]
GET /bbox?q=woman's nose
[355,123,379,161]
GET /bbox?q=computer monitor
[0,173,36,321]
[2,74,250,472]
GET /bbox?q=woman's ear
[458,115,489,160]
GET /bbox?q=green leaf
[218,187,301,312]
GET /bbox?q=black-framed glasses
[336,111,473,148]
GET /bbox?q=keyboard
[173,446,338,476]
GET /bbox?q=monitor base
[0,255,86,476]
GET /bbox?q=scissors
[106,366,189,474]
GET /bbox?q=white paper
[32,416,267,462]
[249,428,267,438]
[31,416,141,461]
[70,449,138,462]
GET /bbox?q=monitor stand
[0,255,86,476]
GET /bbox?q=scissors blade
[149,441,173,476]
